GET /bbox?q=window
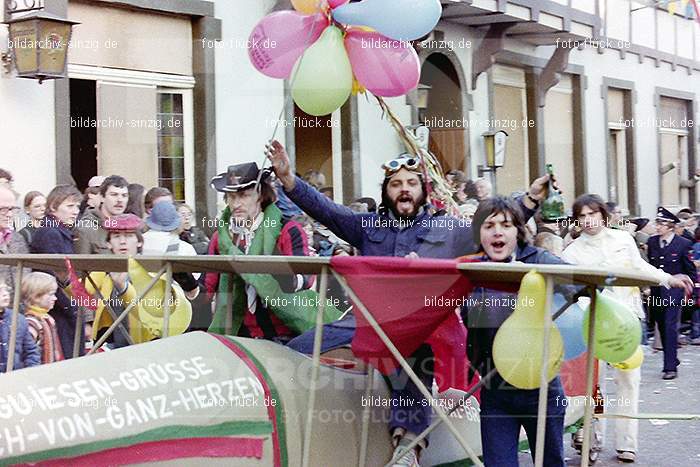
[157,93,185,202]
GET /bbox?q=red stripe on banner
[693,0,700,22]
[25,437,264,466]
[212,335,282,467]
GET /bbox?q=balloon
[344,29,420,97]
[582,292,641,364]
[291,0,323,14]
[493,270,564,389]
[551,293,587,361]
[332,0,442,41]
[248,11,329,79]
[328,0,350,8]
[612,346,644,371]
[128,258,192,338]
[291,25,353,116]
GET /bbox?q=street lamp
[5,10,78,83]
[478,130,508,191]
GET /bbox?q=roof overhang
[441,0,601,46]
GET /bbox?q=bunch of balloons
[248,0,443,116]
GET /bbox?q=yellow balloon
[292,0,323,14]
[612,346,644,370]
[493,270,564,389]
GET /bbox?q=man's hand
[668,273,694,296]
[527,174,555,202]
[405,252,419,259]
[266,140,296,192]
[110,272,129,293]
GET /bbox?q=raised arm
[267,140,365,247]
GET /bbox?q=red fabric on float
[330,256,475,391]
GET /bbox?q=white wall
[214,0,286,173]
[0,25,57,203]
[356,95,412,201]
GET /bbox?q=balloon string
[258,1,328,190]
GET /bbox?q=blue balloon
[331,0,442,41]
[551,293,587,361]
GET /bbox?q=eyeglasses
[382,156,421,175]
[0,207,20,215]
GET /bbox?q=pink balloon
[344,29,420,97]
[249,11,329,79]
[328,0,350,8]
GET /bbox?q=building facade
[1,0,220,220]
[222,0,700,218]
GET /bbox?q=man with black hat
[647,206,696,380]
[267,139,551,466]
[205,162,341,344]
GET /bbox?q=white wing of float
[0,255,659,466]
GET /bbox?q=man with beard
[76,175,130,254]
[267,140,550,466]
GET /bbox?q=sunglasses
[382,156,421,174]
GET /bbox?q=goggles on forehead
[382,155,422,175]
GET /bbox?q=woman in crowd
[126,183,146,219]
[22,272,64,364]
[177,203,209,254]
[30,184,85,358]
[18,191,46,246]
[0,281,40,372]
[461,196,569,466]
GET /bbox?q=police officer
[647,207,696,380]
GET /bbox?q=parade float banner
[0,333,277,465]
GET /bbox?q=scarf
[209,203,342,335]
[26,305,64,363]
[27,304,50,316]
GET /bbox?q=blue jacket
[30,215,85,358]
[286,177,535,258]
[461,244,569,377]
[0,308,41,372]
[647,234,696,303]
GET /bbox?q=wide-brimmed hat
[128,258,192,338]
[145,201,181,232]
[210,162,272,193]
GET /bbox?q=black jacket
[30,215,85,358]
[462,244,573,377]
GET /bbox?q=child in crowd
[22,272,64,364]
[0,281,40,372]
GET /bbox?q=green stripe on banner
[226,337,289,467]
[1,420,272,465]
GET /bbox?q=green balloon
[291,25,352,116]
[582,293,641,364]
